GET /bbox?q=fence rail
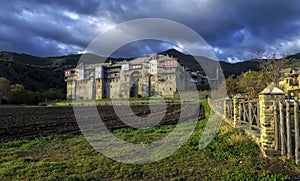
[274,100,300,164]
[210,98,225,116]
[225,99,234,120]
[223,98,260,132]
[210,94,300,165]
[239,99,260,131]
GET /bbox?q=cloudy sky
[1,0,300,63]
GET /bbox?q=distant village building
[65,54,209,100]
[279,67,300,98]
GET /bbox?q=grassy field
[1,102,300,180]
[48,91,210,107]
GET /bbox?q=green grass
[1,103,299,180]
[48,91,210,107]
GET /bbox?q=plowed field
[0,104,204,142]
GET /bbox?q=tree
[9,84,27,104]
[225,71,272,96]
[43,88,65,101]
[226,76,241,96]
[0,77,11,103]
[239,71,272,95]
[255,50,286,87]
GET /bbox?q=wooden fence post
[224,96,231,119]
[273,101,280,151]
[259,85,285,157]
[233,94,244,128]
[286,101,292,159]
[294,99,300,165]
[248,100,253,129]
[279,101,286,155]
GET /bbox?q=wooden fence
[223,98,260,132]
[239,99,260,131]
[209,98,225,115]
[274,100,300,164]
[225,98,234,120]
[210,95,300,165]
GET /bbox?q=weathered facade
[65,54,207,100]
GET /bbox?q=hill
[0,50,299,93]
[158,49,260,76]
[0,51,79,91]
[0,52,126,92]
[285,52,300,68]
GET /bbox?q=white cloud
[174,42,185,53]
[278,37,300,56]
[63,11,80,20]
[227,57,243,64]
[212,47,223,54]
[86,16,116,33]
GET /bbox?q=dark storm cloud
[0,0,109,56]
[110,40,174,58]
[23,0,102,15]
[0,0,300,62]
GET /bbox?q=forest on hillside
[0,50,299,104]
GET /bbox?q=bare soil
[0,104,204,142]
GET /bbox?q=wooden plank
[252,104,258,125]
[243,101,249,124]
[244,101,247,123]
[274,101,279,151]
[231,101,234,119]
[239,102,242,125]
[256,102,260,127]
[241,102,245,124]
[251,125,260,130]
[224,100,227,118]
[286,101,292,159]
[249,101,253,129]
[279,101,286,155]
[221,100,224,114]
[226,100,229,117]
[295,99,300,165]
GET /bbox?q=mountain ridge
[0,49,299,92]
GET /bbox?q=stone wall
[259,85,285,156]
[221,84,287,158]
